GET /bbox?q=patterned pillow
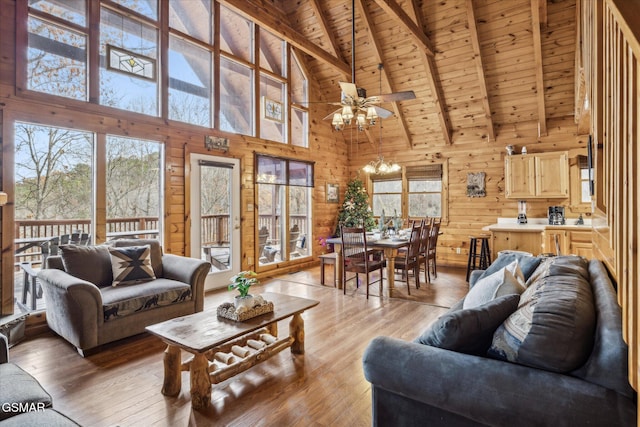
[463,260,525,309]
[416,294,520,355]
[109,245,156,286]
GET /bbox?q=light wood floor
[9,265,469,427]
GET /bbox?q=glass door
[190,154,240,290]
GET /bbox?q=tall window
[255,155,313,266]
[407,165,443,217]
[371,175,402,217]
[370,164,445,220]
[99,7,159,115]
[27,4,88,100]
[106,136,163,239]
[23,1,308,144]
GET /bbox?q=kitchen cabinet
[568,230,593,258]
[491,230,544,260]
[543,228,593,257]
[544,229,568,255]
[505,152,569,199]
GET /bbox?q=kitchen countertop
[482,218,592,232]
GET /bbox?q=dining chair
[392,221,423,294]
[417,218,433,283]
[426,218,441,282]
[340,225,386,299]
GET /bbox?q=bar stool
[319,252,337,286]
[466,235,491,282]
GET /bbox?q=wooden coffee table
[146,292,319,410]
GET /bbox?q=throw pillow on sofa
[109,245,156,286]
[59,244,113,287]
[416,294,520,355]
[463,260,525,309]
[477,252,542,283]
[488,256,595,373]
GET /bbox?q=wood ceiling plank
[308,0,343,60]
[406,0,452,145]
[219,0,351,79]
[354,0,413,149]
[531,0,547,136]
[466,0,495,141]
[370,0,435,57]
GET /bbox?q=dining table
[327,234,410,296]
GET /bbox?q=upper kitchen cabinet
[505,152,569,199]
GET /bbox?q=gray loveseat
[0,333,79,426]
[38,239,210,356]
[363,255,636,426]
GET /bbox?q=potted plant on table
[229,271,259,310]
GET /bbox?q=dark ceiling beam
[370,0,434,57]
[465,0,496,142]
[355,0,412,149]
[407,0,452,145]
[218,0,351,79]
[531,0,547,136]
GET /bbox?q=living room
[0,0,638,425]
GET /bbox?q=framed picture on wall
[326,183,339,203]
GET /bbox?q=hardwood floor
[8,265,469,427]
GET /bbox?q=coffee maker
[548,206,565,225]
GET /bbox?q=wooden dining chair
[426,218,441,282]
[340,226,386,299]
[393,221,423,294]
[417,218,433,283]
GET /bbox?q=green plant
[228,271,259,298]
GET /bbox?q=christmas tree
[335,177,377,234]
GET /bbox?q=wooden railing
[258,214,307,240]
[201,214,230,246]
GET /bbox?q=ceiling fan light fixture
[332,112,344,130]
[341,105,354,124]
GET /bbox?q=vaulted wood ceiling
[227,0,576,153]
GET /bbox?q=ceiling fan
[325,0,416,131]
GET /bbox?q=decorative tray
[217,301,274,322]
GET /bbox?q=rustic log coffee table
[146,292,319,410]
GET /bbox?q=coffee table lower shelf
[146,292,319,410]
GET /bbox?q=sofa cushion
[488,256,595,373]
[109,245,156,286]
[416,294,520,355]
[107,239,163,278]
[59,245,113,288]
[0,363,52,421]
[101,278,192,321]
[0,408,80,426]
[477,252,542,283]
[464,260,525,309]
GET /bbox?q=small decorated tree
[335,177,376,234]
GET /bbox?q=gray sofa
[38,239,210,356]
[0,333,79,426]
[363,256,637,426]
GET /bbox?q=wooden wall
[581,0,640,394]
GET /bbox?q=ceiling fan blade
[373,106,394,119]
[375,90,417,102]
[339,82,359,99]
[323,108,342,120]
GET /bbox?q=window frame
[367,161,449,224]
